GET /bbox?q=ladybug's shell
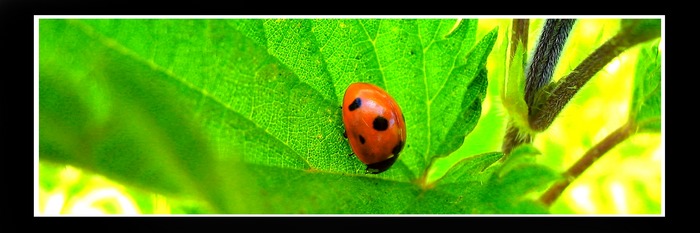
[342,83,406,172]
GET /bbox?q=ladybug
[341,82,406,174]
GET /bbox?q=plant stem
[509,19,529,62]
[502,121,532,155]
[503,19,575,155]
[539,121,636,206]
[528,21,661,132]
[524,19,576,109]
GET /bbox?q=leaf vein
[358,19,387,89]
[71,19,312,170]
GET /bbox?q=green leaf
[38,19,257,212]
[244,164,423,213]
[417,150,558,214]
[481,155,560,214]
[427,25,496,160]
[405,152,501,214]
[305,19,494,175]
[502,39,530,131]
[496,144,541,177]
[435,152,503,185]
[630,41,661,132]
[39,18,498,213]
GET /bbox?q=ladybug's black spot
[392,140,404,156]
[373,116,389,131]
[359,135,365,144]
[348,98,362,111]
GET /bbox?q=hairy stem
[539,121,636,206]
[502,121,532,155]
[509,19,529,62]
[529,20,661,132]
[524,19,576,108]
[502,19,575,155]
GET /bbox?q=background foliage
[36,17,662,215]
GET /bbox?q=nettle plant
[501,19,661,209]
[38,18,661,214]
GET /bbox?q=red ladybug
[342,82,406,174]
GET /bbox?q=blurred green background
[36,18,662,215]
